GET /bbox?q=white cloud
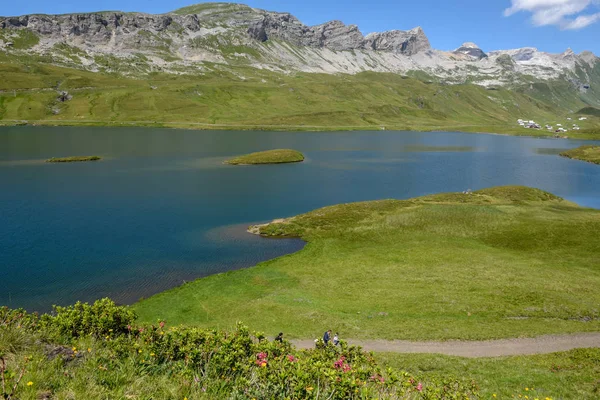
[561,12,600,28]
[504,0,600,29]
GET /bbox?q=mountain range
[1,2,599,132]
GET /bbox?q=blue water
[1,127,599,311]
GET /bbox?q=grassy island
[135,186,600,342]
[225,149,304,165]
[46,156,101,163]
[560,145,600,165]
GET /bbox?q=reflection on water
[402,145,479,152]
[1,126,599,311]
[138,157,230,172]
[0,159,47,166]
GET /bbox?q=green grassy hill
[1,58,599,137]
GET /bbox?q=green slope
[2,59,599,137]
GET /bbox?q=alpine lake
[1,126,599,311]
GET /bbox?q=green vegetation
[0,299,477,399]
[172,2,253,15]
[46,156,101,163]
[225,149,304,165]
[0,57,599,138]
[560,145,600,165]
[135,186,600,341]
[0,29,40,50]
[378,349,600,399]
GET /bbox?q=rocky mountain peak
[454,42,487,60]
[562,48,576,60]
[460,42,479,49]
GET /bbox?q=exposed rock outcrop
[363,27,430,55]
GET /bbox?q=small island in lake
[225,149,304,165]
[46,156,102,163]
[560,145,600,165]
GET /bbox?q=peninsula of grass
[224,149,304,165]
[46,156,101,163]
[135,186,600,342]
[560,145,600,165]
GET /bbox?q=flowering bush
[0,299,479,399]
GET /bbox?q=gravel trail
[291,333,600,358]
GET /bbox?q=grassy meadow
[378,349,600,399]
[135,186,600,341]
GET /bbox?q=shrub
[41,298,137,339]
[0,300,479,399]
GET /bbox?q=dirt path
[291,332,600,358]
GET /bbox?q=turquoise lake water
[1,126,599,311]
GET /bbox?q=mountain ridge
[1,2,599,116]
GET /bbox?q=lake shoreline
[1,119,599,140]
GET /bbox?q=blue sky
[2,0,600,54]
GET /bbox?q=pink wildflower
[334,356,351,372]
[287,355,297,362]
[159,321,165,328]
[416,383,423,392]
[256,352,268,366]
[333,356,346,369]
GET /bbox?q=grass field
[560,145,600,165]
[1,59,599,138]
[378,349,600,399]
[134,186,600,341]
[225,149,304,165]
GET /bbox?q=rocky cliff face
[0,2,597,93]
[1,5,430,56]
[363,28,430,56]
[247,14,430,55]
[1,13,176,40]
